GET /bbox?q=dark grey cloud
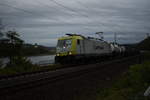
[0,0,150,46]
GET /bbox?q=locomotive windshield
[57,39,72,48]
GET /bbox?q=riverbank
[0,62,61,77]
[0,55,55,68]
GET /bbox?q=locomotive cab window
[57,39,72,48]
[77,39,80,45]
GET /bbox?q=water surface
[0,55,55,67]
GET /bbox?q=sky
[0,0,150,46]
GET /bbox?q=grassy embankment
[96,52,150,100]
[0,57,62,76]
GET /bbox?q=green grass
[142,51,150,61]
[0,64,62,76]
[96,61,150,100]
[0,60,2,67]
[0,57,61,76]
[0,64,61,76]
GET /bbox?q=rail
[0,55,140,90]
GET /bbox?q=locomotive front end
[56,38,73,56]
[55,35,79,63]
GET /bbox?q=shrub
[0,57,40,75]
[0,60,3,68]
[97,61,150,100]
[129,61,150,87]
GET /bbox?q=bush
[0,57,61,76]
[97,61,150,100]
[129,61,150,87]
[0,57,40,75]
[6,56,32,67]
[0,60,3,68]
[143,52,150,61]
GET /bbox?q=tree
[6,31,23,44]
[0,32,3,37]
[0,18,4,37]
[6,31,24,66]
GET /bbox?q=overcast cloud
[0,0,150,46]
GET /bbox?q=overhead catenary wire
[35,0,83,19]
[74,0,137,34]
[0,2,66,23]
[76,0,89,9]
[0,2,87,28]
[0,1,123,34]
[0,3,35,15]
[0,1,145,37]
[0,1,109,30]
[1,1,91,26]
[47,0,98,31]
[35,0,86,25]
[71,1,110,33]
[0,2,58,20]
[48,0,108,33]
[49,0,89,18]
[75,0,137,43]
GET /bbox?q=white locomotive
[55,34,126,63]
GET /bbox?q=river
[0,55,56,67]
[28,55,55,65]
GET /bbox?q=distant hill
[123,43,138,48]
[137,37,150,51]
[22,44,56,56]
[0,43,56,57]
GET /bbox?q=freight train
[55,34,126,64]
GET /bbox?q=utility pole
[0,19,2,32]
[146,33,150,38]
[114,33,117,43]
[0,19,3,37]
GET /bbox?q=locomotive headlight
[56,53,60,56]
[63,46,66,49]
[69,52,72,55]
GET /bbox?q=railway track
[0,55,141,100]
[0,54,137,80]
